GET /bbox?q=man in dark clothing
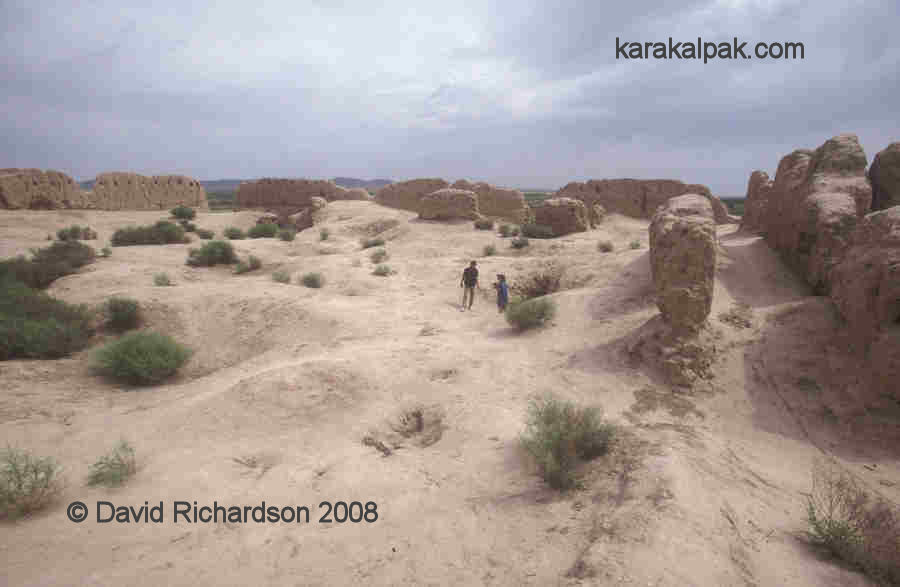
[460,261,479,310]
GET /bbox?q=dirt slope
[2,202,896,586]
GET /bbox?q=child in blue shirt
[494,274,509,313]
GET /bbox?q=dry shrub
[510,262,564,300]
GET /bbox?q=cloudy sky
[2,0,898,194]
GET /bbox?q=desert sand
[2,201,896,586]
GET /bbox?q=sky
[2,0,898,194]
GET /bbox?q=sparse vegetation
[278,229,296,241]
[234,255,262,274]
[373,264,392,276]
[111,221,187,246]
[248,223,278,238]
[87,441,136,487]
[505,297,557,331]
[185,240,238,267]
[248,255,262,270]
[474,218,494,230]
[272,270,291,283]
[233,261,250,274]
[483,244,497,256]
[523,192,553,207]
[320,228,330,241]
[805,458,900,585]
[521,223,555,239]
[0,240,96,289]
[0,447,63,519]
[370,248,389,263]
[223,227,245,240]
[196,228,215,240]
[153,273,172,286]
[92,331,192,385]
[629,239,642,250]
[105,297,141,331]
[520,394,615,489]
[56,225,97,241]
[0,277,94,359]
[511,263,564,299]
[100,246,112,257]
[499,224,520,237]
[170,204,196,220]
[301,272,324,288]
[598,240,614,253]
[511,236,530,249]
[178,220,197,232]
[361,237,385,249]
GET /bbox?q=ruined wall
[90,173,207,210]
[869,142,900,211]
[532,197,590,236]
[739,171,773,232]
[0,168,88,209]
[375,179,449,212]
[418,188,481,220]
[451,179,531,223]
[236,178,344,214]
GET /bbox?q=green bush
[0,447,63,519]
[272,270,291,283]
[373,264,391,276]
[223,227,245,240]
[153,273,172,286]
[105,297,141,331]
[370,248,389,263]
[521,223,555,239]
[629,240,642,250]
[499,224,520,237]
[57,225,97,241]
[92,331,192,385]
[0,277,94,359]
[474,219,494,230]
[88,440,136,487]
[196,229,215,240]
[111,221,187,246]
[521,394,614,489]
[805,459,900,585]
[505,297,556,331]
[278,229,296,241]
[361,237,385,249]
[0,240,96,289]
[170,204,196,220]
[319,228,330,241]
[185,240,237,267]
[483,245,496,256]
[233,261,250,274]
[510,236,530,249]
[301,272,324,288]
[178,220,197,232]
[248,223,278,238]
[100,246,112,257]
[248,255,262,270]
[598,240,614,253]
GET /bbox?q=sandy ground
[2,202,898,586]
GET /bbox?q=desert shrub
[0,240,97,289]
[0,447,63,519]
[272,270,291,283]
[510,236,530,249]
[511,264,564,299]
[474,218,494,230]
[57,225,97,241]
[111,221,187,246]
[319,228,330,241]
[598,240,614,253]
[100,246,112,257]
[629,240,642,250]
[483,244,497,256]
[521,223,555,239]
[223,227,245,240]
[805,459,900,584]
[170,204,196,220]
[373,264,391,276]
[505,297,556,331]
[248,223,278,238]
[361,237,385,249]
[370,248,389,263]
[301,272,324,288]
[92,331,191,385]
[0,277,94,359]
[87,440,136,487]
[233,261,250,274]
[278,229,296,242]
[105,297,141,331]
[499,224,519,237]
[248,255,262,270]
[153,273,172,286]
[196,228,214,240]
[178,220,197,232]
[185,240,237,267]
[520,394,614,489]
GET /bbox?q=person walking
[460,261,479,310]
[494,274,509,313]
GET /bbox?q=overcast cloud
[2,0,898,194]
